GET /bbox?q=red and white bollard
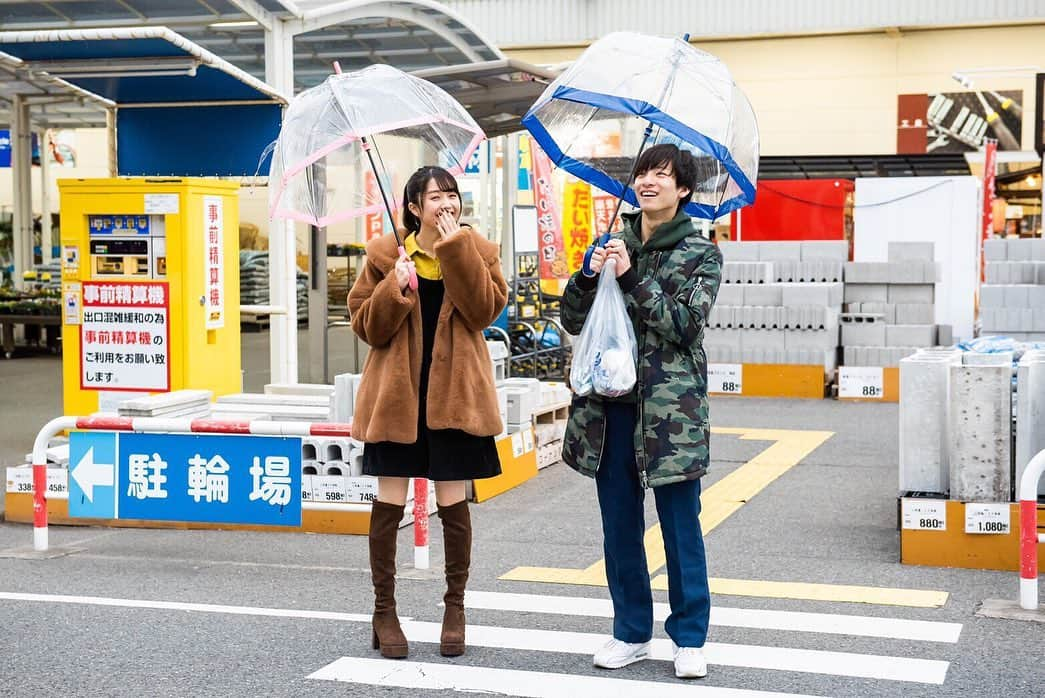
[1018,448,1045,610]
[413,477,430,569]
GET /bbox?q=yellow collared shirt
[404,233,442,280]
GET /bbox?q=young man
[560,143,722,679]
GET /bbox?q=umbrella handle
[581,233,613,278]
[398,246,418,291]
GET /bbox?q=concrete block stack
[898,349,961,495]
[706,241,846,368]
[212,390,332,422]
[980,237,1045,340]
[301,436,363,477]
[948,353,1012,502]
[900,349,1019,502]
[841,242,943,367]
[116,390,213,419]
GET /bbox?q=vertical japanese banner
[529,143,569,280]
[203,196,224,329]
[364,170,384,241]
[80,281,170,392]
[562,179,594,275]
[592,193,624,235]
[981,138,997,283]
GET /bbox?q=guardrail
[1019,448,1045,610]
[29,415,354,553]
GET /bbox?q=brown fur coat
[347,227,508,443]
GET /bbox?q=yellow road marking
[544,427,834,586]
[697,578,949,608]
[498,568,948,608]
[499,426,948,607]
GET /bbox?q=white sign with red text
[80,281,170,392]
[203,196,225,329]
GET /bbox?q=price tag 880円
[901,499,946,531]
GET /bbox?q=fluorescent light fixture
[209,20,259,29]
[30,57,200,79]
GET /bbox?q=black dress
[362,275,502,481]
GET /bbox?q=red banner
[530,143,569,279]
[981,138,997,282]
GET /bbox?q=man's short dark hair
[633,143,698,209]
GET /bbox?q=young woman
[348,166,508,660]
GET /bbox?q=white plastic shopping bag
[570,258,638,397]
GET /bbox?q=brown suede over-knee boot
[437,500,471,657]
[369,500,408,658]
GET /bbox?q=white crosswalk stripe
[310,588,960,694]
[462,590,963,643]
[308,658,823,698]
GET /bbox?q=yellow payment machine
[59,178,242,415]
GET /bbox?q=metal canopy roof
[0,50,112,128]
[413,59,557,137]
[0,27,287,176]
[0,27,286,104]
[1,1,503,93]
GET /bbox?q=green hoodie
[560,208,723,487]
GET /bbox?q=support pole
[265,18,298,384]
[105,108,117,177]
[39,130,52,263]
[11,94,33,288]
[500,133,519,276]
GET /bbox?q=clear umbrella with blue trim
[522,31,759,256]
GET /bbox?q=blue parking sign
[116,433,302,526]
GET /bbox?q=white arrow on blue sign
[69,432,118,519]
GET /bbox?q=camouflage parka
[560,209,722,488]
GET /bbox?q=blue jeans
[595,401,710,648]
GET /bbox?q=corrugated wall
[445,0,1045,47]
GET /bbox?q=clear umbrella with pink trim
[267,62,486,290]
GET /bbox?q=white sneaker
[673,643,708,679]
[592,638,650,669]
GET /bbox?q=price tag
[144,193,179,214]
[839,366,884,399]
[346,476,378,504]
[511,432,525,458]
[6,467,33,495]
[901,499,947,530]
[708,364,743,394]
[312,475,349,504]
[964,502,1011,535]
[522,428,535,453]
[5,467,69,499]
[46,469,68,500]
[300,475,315,502]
